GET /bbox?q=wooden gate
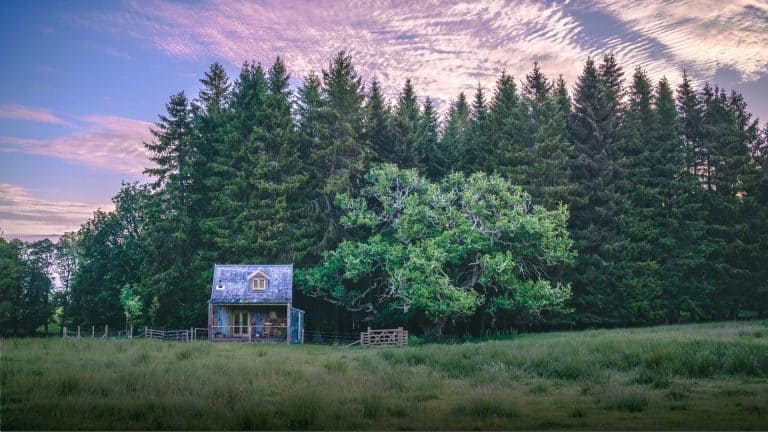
[359,327,408,347]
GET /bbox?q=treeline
[2,51,766,336]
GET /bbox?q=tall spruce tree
[436,93,472,176]
[567,57,623,325]
[242,57,311,263]
[304,51,371,251]
[296,72,331,262]
[197,62,230,119]
[700,86,762,319]
[391,79,423,168]
[363,77,392,163]
[193,62,231,289]
[142,91,201,325]
[612,67,664,323]
[465,83,489,173]
[205,61,269,262]
[489,72,526,182]
[520,64,572,209]
[419,97,441,179]
[652,77,710,322]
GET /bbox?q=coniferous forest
[2,51,767,337]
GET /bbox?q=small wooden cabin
[208,264,304,343]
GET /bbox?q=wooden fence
[62,326,195,341]
[358,327,408,348]
[134,327,195,341]
[62,325,408,347]
[62,325,119,339]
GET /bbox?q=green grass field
[2,321,768,430]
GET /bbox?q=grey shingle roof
[210,264,293,304]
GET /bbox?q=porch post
[286,304,291,344]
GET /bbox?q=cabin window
[251,278,267,291]
[216,284,225,290]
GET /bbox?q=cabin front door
[232,310,250,337]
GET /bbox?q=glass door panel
[232,310,249,336]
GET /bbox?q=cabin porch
[208,303,304,343]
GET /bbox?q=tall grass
[2,321,767,430]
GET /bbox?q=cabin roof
[210,264,292,304]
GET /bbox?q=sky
[1,0,767,239]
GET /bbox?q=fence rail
[208,325,288,342]
[305,330,360,345]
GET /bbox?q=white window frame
[251,278,267,291]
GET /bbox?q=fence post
[105,325,108,339]
[144,326,147,339]
[129,326,133,340]
[91,325,95,338]
[77,326,80,338]
[63,326,67,338]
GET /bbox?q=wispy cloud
[0,183,113,236]
[89,0,767,106]
[0,115,154,174]
[588,0,768,83]
[90,0,598,103]
[0,104,72,126]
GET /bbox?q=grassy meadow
[2,321,768,430]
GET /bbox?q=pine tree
[207,61,269,262]
[142,91,201,325]
[305,51,371,251]
[651,77,710,322]
[391,79,423,168]
[520,64,572,209]
[144,91,195,198]
[193,63,231,277]
[677,71,704,176]
[363,77,392,163]
[489,72,525,179]
[567,57,623,326]
[522,61,553,127]
[700,86,762,319]
[296,72,331,262]
[612,67,664,323]
[466,83,489,173]
[318,51,368,190]
[419,97,440,179]
[554,76,572,117]
[598,53,624,127]
[436,93,471,176]
[197,62,230,119]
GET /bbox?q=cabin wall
[290,307,305,344]
[211,305,231,337]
